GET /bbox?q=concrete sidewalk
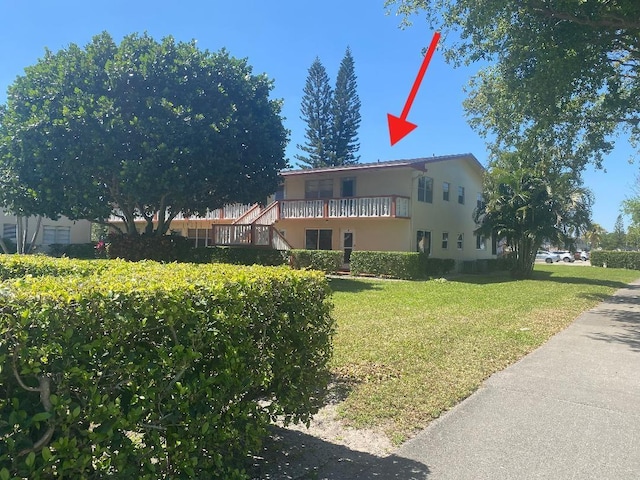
[372,279,640,479]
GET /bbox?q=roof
[281,153,484,176]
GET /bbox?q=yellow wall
[0,212,92,247]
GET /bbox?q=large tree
[0,32,288,236]
[385,0,640,167]
[474,152,592,278]
[330,47,361,166]
[295,58,333,169]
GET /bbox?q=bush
[189,246,288,266]
[425,258,456,276]
[289,249,343,274]
[350,251,427,280]
[0,260,334,479]
[106,233,192,262]
[0,254,108,280]
[590,250,640,269]
[48,243,97,259]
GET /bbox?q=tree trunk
[25,216,42,254]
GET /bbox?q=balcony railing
[212,224,291,250]
[279,196,410,219]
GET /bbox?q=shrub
[425,258,456,276]
[590,250,640,269]
[106,233,192,262]
[0,260,334,479]
[48,243,97,259]
[350,251,429,280]
[289,249,343,273]
[189,246,288,266]
[0,254,108,280]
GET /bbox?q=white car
[536,250,561,263]
[553,251,575,262]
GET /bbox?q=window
[2,224,16,240]
[305,179,333,199]
[457,233,464,250]
[477,192,484,210]
[418,176,433,203]
[443,182,450,201]
[188,228,212,248]
[476,234,486,250]
[458,186,465,204]
[43,226,71,245]
[306,229,332,250]
[442,232,449,250]
[416,230,431,254]
[341,177,356,197]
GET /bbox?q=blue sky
[0,0,636,231]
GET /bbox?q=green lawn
[328,265,640,444]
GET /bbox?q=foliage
[295,58,333,168]
[590,250,640,269]
[0,260,334,479]
[0,255,108,280]
[474,152,592,278]
[48,243,97,259]
[329,266,639,443]
[0,32,288,236]
[288,249,343,274]
[330,47,361,166]
[350,251,431,279]
[296,50,361,168]
[189,246,288,266]
[600,214,628,250]
[385,0,640,166]
[106,233,193,262]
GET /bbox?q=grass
[327,265,640,444]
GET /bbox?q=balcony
[279,195,410,219]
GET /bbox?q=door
[343,231,354,264]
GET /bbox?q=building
[0,211,92,252]
[132,153,497,269]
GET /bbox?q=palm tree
[475,152,592,278]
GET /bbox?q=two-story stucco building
[108,153,497,269]
[266,153,496,264]
[0,211,92,251]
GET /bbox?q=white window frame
[457,233,464,250]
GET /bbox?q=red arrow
[387,31,441,146]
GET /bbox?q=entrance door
[343,231,354,265]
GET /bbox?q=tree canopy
[385,0,640,167]
[0,32,288,235]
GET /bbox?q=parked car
[575,250,590,261]
[553,250,575,262]
[536,250,561,263]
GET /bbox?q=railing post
[323,200,329,218]
[391,196,397,217]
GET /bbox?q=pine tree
[295,58,333,168]
[331,47,361,166]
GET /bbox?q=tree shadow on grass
[249,426,430,480]
[327,277,386,294]
[448,270,636,290]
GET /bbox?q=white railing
[232,204,262,224]
[254,203,280,225]
[279,196,410,219]
[280,200,325,219]
[211,224,291,250]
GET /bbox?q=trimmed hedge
[189,246,288,266]
[289,249,343,274]
[349,251,453,280]
[48,243,97,259]
[0,260,334,479]
[0,255,108,280]
[106,233,193,262]
[590,250,640,269]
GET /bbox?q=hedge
[106,233,193,262]
[0,255,108,280]
[48,243,97,259]
[590,250,640,270]
[189,246,288,266]
[350,251,422,279]
[0,260,334,479]
[288,249,343,274]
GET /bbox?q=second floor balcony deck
[279,195,410,220]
